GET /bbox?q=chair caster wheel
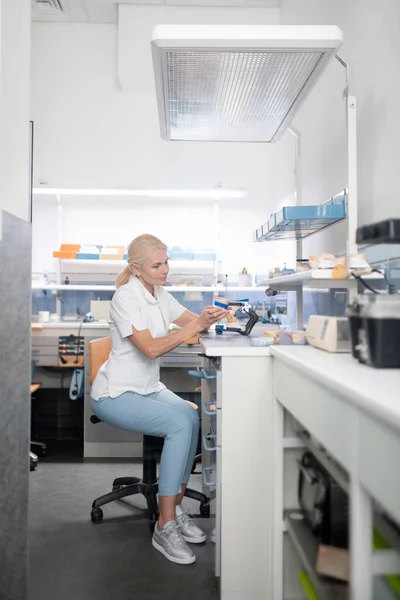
[91,508,103,523]
[200,503,210,517]
[112,485,123,491]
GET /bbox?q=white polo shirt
[91,276,186,400]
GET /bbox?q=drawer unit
[31,335,59,366]
[160,346,202,368]
[200,356,222,579]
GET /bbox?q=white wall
[273,0,400,257]
[0,0,31,221]
[31,8,297,277]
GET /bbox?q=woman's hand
[197,306,228,331]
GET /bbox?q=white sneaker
[210,527,216,544]
[176,505,207,544]
[152,520,196,565]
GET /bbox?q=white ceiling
[31,0,280,23]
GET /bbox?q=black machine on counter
[347,295,400,368]
[347,218,400,368]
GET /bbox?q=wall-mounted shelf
[57,257,217,285]
[31,283,263,293]
[259,269,384,290]
[254,192,347,242]
[60,259,215,273]
[32,284,116,292]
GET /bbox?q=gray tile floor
[28,460,217,600]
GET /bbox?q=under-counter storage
[31,335,59,366]
[271,346,400,600]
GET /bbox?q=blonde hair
[116,234,168,289]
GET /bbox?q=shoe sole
[152,539,196,565]
[182,534,207,544]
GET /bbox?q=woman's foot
[176,505,207,544]
[152,520,196,565]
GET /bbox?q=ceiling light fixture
[32,187,247,199]
[151,25,343,143]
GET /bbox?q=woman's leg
[176,406,200,506]
[91,390,198,527]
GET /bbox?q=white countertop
[270,346,400,433]
[200,332,272,357]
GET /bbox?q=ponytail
[116,266,131,289]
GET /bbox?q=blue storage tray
[256,191,346,241]
[169,253,194,260]
[76,253,100,260]
[193,253,216,261]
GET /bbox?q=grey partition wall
[0,211,31,599]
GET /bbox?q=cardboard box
[316,545,350,582]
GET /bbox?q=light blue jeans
[90,389,199,496]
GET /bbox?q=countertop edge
[270,346,400,433]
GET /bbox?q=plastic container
[53,250,77,259]
[60,244,80,252]
[251,337,274,347]
[100,254,124,260]
[76,253,100,260]
[290,331,307,345]
[193,252,216,260]
[103,245,125,254]
[238,273,252,286]
[263,329,281,343]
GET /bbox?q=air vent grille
[31,0,65,15]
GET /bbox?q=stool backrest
[88,337,111,384]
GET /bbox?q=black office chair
[88,337,209,532]
[90,419,209,531]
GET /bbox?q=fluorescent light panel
[32,188,247,199]
[151,25,343,143]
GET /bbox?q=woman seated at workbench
[91,234,227,566]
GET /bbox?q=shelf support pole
[56,194,62,317]
[213,200,220,303]
[288,126,304,328]
[272,398,284,600]
[350,476,373,600]
[336,54,358,299]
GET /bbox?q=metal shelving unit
[254,191,347,242]
[259,270,384,290]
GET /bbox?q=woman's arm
[127,306,227,359]
[173,309,198,328]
